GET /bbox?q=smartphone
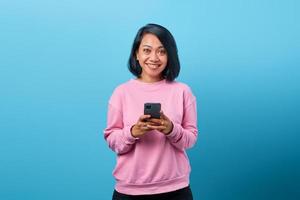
[144,103,161,119]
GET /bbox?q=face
[136,33,168,82]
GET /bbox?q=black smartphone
[144,103,161,119]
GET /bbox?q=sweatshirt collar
[129,78,167,91]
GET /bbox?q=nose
[149,51,159,62]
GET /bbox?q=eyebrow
[142,45,165,49]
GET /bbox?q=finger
[141,126,152,130]
[137,121,148,127]
[147,118,161,124]
[136,123,150,132]
[147,125,165,130]
[139,115,151,122]
[146,121,161,126]
[160,111,169,120]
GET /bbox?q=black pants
[112,186,193,200]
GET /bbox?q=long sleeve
[104,103,138,155]
[167,99,198,150]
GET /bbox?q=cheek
[138,54,149,62]
[136,51,145,61]
[161,56,168,66]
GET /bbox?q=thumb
[160,110,168,120]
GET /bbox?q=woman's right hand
[131,115,155,138]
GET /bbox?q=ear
[135,51,139,61]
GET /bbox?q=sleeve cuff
[166,122,181,140]
[124,125,139,144]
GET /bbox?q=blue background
[1,0,299,199]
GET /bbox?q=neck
[138,75,164,83]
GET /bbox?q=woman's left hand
[146,111,173,135]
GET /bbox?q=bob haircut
[128,23,180,82]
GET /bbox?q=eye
[158,49,166,56]
[143,48,151,54]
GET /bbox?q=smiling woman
[128,24,180,82]
[103,24,198,200]
[135,33,168,82]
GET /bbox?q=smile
[146,63,160,69]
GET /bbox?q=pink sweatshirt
[104,78,198,195]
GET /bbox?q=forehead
[140,33,164,48]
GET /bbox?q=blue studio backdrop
[0,0,299,199]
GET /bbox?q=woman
[104,23,198,200]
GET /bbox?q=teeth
[147,64,159,69]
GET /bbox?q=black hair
[128,23,180,82]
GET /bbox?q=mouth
[146,63,161,70]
